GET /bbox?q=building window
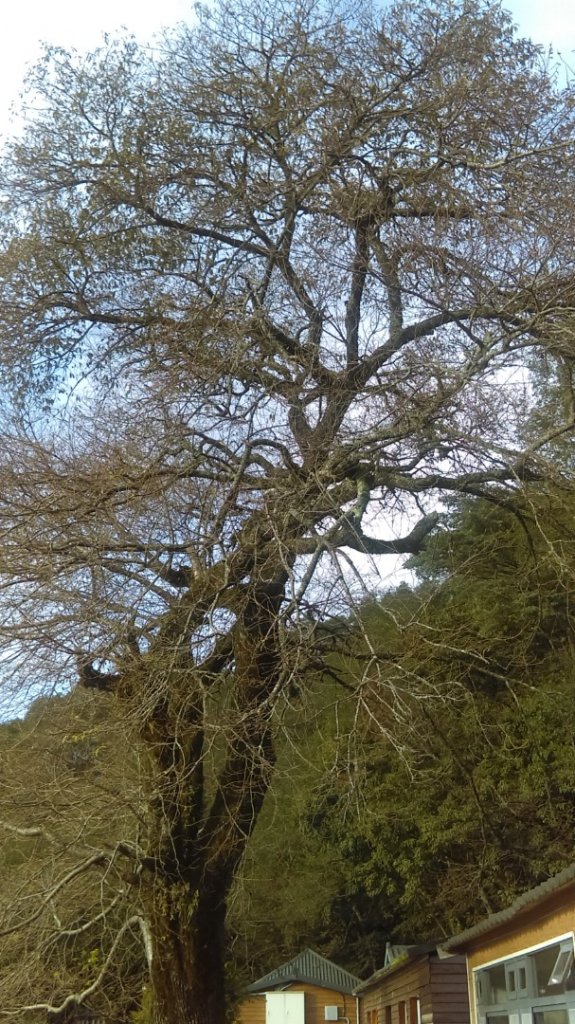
[398,1001,406,1024]
[533,1010,569,1024]
[385,1006,392,1024]
[474,937,575,1024]
[409,998,420,1024]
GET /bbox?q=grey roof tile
[444,863,575,952]
[247,949,361,994]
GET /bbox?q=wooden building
[236,949,361,1024]
[444,864,575,1024]
[356,943,470,1024]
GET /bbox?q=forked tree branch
[14,916,152,1017]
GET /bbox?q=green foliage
[318,492,575,937]
[130,986,154,1024]
[233,491,575,968]
[229,676,353,975]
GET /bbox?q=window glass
[477,963,507,1007]
[475,938,575,1024]
[550,951,575,989]
[533,1008,569,1024]
[532,945,574,997]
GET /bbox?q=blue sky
[505,0,575,55]
[0,1,572,132]
[1,1,573,108]
[0,0,192,133]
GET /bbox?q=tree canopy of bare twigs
[0,0,574,1021]
[0,692,145,1023]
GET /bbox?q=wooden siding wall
[429,956,470,1024]
[359,956,470,1024]
[359,959,431,1024]
[238,995,266,1024]
[236,983,358,1024]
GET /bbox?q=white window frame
[549,946,574,987]
[472,934,575,1024]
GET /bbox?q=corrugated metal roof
[247,949,361,994]
[354,943,439,993]
[444,863,575,952]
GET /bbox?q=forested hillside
[231,490,575,977]
[0,691,144,1019]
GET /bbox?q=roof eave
[248,976,357,995]
[444,865,575,953]
[354,944,439,994]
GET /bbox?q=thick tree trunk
[150,889,228,1024]
[144,582,286,1024]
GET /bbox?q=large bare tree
[0,1,574,1021]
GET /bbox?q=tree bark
[150,889,228,1024]
[145,582,285,1024]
